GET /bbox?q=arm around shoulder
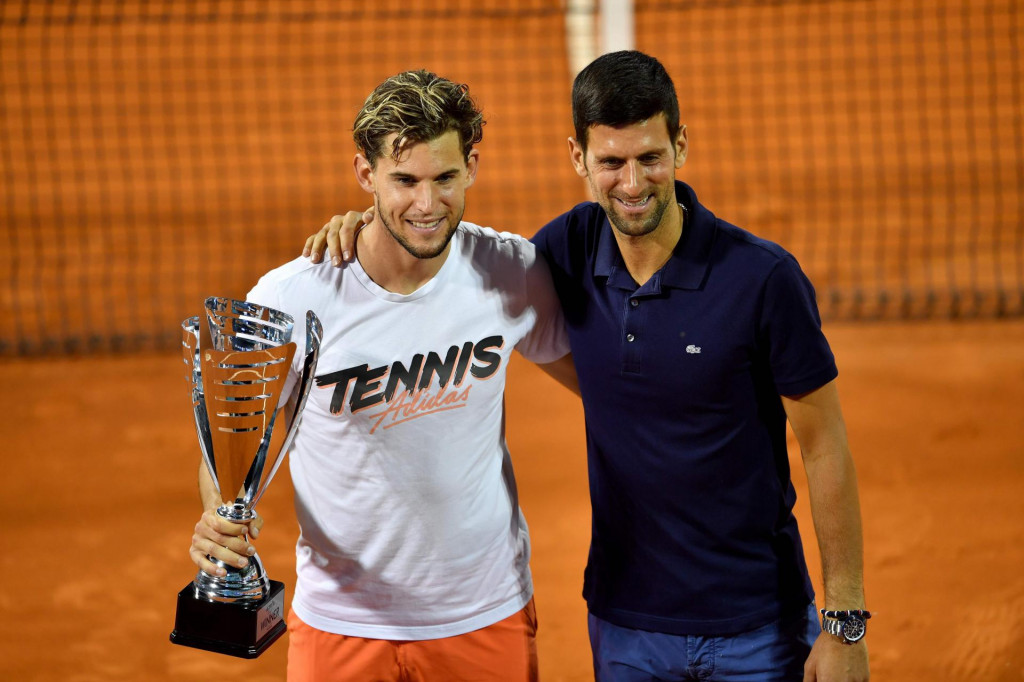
[535,353,579,396]
[514,236,572,368]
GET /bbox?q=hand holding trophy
[170,297,322,658]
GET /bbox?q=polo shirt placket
[608,271,663,375]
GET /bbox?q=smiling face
[355,130,478,261]
[570,114,687,238]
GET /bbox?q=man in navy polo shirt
[303,51,869,682]
[531,51,869,682]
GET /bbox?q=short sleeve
[514,238,570,364]
[758,254,838,396]
[245,272,301,409]
[246,271,283,312]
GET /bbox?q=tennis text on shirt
[314,335,503,432]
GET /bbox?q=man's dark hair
[572,50,680,153]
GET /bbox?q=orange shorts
[286,599,539,682]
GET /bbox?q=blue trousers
[589,602,820,682]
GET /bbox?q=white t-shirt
[247,223,569,640]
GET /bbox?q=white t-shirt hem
[290,587,534,641]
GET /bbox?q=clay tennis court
[1,320,1023,680]
[2,1,1022,680]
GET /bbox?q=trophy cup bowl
[170,297,322,658]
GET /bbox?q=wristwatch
[820,609,871,644]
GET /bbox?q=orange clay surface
[1,320,1022,681]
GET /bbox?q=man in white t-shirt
[189,69,574,681]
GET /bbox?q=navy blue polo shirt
[531,180,837,636]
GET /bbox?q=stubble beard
[375,195,461,260]
[602,188,674,238]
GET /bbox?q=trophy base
[170,579,286,659]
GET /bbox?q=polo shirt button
[630,299,639,307]
[626,333,635,342]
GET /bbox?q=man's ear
[674,125,688,169]
[464,148,480,188]
[568,137,588,178]
[354,153,375,193]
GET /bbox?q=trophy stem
[217,502,255,524]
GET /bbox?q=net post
[600,0,634,53]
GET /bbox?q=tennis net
[1,0,1021,356]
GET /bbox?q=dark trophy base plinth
[170,579,286,659]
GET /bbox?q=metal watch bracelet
[820,608,871,644]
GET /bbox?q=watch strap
[822,617,846,638]
[820,608,872,620]
[819,608,870,644]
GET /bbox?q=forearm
[197,460,222,512]
[804,445,866,609]
[534,353,580,396]
[784,380,866,610]
[192,460,261,575]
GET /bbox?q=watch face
[842,616,866,642]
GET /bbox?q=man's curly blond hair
[354,70,484,167]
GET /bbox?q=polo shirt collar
[594,180,716,291]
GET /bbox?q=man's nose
[413,182,437,212]
[620,161,642,194]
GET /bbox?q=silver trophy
[170,297,322,658]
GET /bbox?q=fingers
[306,210,374,267]
[326,211,357,265]
[335,209,372,266]
[326,215,344,266]
[248,513,264,539]
[189,509,259,576]
[192,540,256,577]
[307,220,333,264]
[191,548,222,576]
